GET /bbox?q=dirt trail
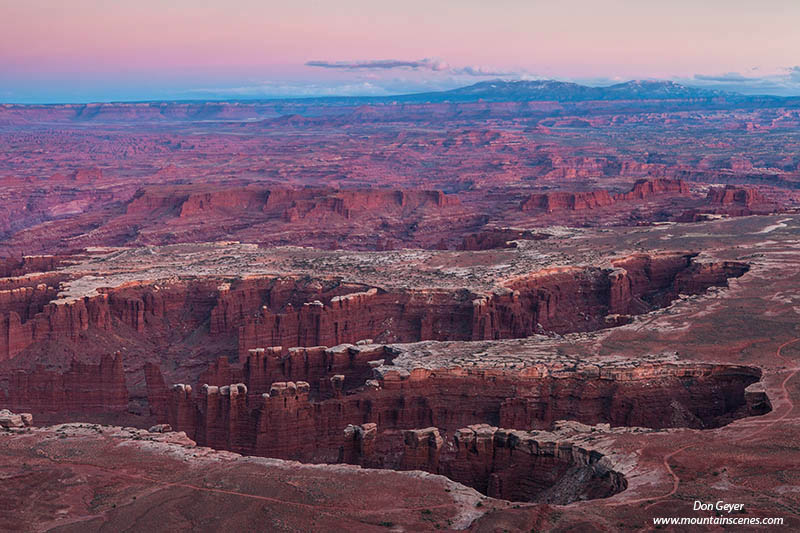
[607,337,800,509]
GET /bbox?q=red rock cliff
[706,185,768,207]
[164,358,763,462]
[520,178,691,212]
[0,352,128,413]
[521,190,614,212]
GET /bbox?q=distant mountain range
[234,79,763,106]
[430,79,734,102]
[249,79,790,107]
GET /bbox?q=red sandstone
[2,90,800,530]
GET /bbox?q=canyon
[2,84,800,530]
[0,249,747,372]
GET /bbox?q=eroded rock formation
[457,229,549,251]
[0,409,33,429]
[160,352,765,463]
[521,190,615,212]
[616,178,690,200]
[473,253,748,338]
[0,252,749,416]
[520,179,692,213]
[344,423,627,504]
[706,185,769,207]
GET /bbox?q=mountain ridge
[437,79,735,101]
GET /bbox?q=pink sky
[2,0,800,102]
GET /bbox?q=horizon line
[2,78,794,107]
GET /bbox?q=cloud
[306,58,450,72]
[693,72,753,82]
[183,80,394,99]
[680,68,800,96]
[306,58,515,77]
[453,65,511,76]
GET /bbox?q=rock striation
[616,178,690,200]
[342,422,628,504]
[706,185,769,208]
[160,350,766,463]
[1,352,128,413]
[521,179,691,213]
[521,190,615,212]
[456,229,549,251]
[472,253,748,338]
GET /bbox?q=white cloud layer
[306,58,514,77]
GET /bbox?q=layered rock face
[616,178,690,200]
[161,356,765,462]
[0,283,61,322]
[0,250,749,425]
[0,278,223,361]
[102,280,221,334]
[120,186,466,249]
[456,229,549,251]
[208,277,373,336]
[1,250,745,375]
[344,424,627,504]
[136,187,455,222]
[0,256,67,278]
[675,185,779,221]
[1,352,128,413]
[473,253,748,338]
[608,253,749,311]
[236,287,476,355]
[521,190,615,212]
[242,344,388,397]
[144,342,388,420]
[0,264,71,357]
[272,188,459,221]
[520,178,691,213]
[445,425,626,503]
[0,294,111,361]
[235,253,748,353]
[706,185,768,207]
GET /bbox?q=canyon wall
[0,352,128,413]
[129,186,459,223]
[616,178,690,200]
[520,179,691,213]
[472,253,748,338]
[345,424,628,504]
[0,295,111,361]
[0,276,230,362]
[706,185,769,207]
[0,252,749,424]
[236,288,475,355]
[0,256,68,278]
[162,359,765,462]
[457,229,549,251]
[0,252,747,364]
[521,190,615,212]
[237,254,748,353]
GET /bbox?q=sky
[2,0,800,103]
